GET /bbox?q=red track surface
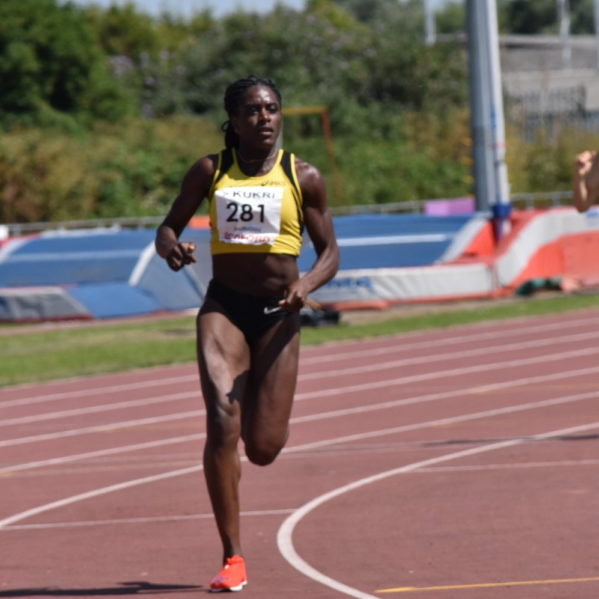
[2,309,599,598]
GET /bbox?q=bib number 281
[226,202,265,223]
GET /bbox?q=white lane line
[3,509,295,531]
[1,409,597,591]
[0,390,198,428]
[3,374,599,475]
[292,365,599,424]
[0,465,204,529]
[0,374,198,409]
[0,434,205,474]
[4,356,599,450]
[294,345,599,402]
[4,313,599,409]
[0,410,202,449]
[280,388,599,455]
[276,419,599,599]
[0,361,593,473]
[292,389,599,434]
[299,313,599,366]
[300,329,599,381]
[414,459,599,474]
[6,329,599,429]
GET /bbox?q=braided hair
[221,76,282,148]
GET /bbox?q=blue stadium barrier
[0,213,476,320]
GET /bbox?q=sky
[68,0,306,18]
[67,0,451,20]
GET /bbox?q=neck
[236,147,277,164]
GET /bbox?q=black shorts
[202,279,292,345]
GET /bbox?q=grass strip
[1,293,599,388]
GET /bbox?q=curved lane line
[276,420,599,599]
[8,412,598,530]
[2,416,598,593]
[0,465,203,529]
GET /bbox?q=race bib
[215,186,283,245]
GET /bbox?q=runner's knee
[245,438,284,466]
[205,403,241,450]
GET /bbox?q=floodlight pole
[424,0,436,45]
[558,0,572,69]
[467,0,511,240]
[594,0,599,69]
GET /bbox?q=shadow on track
[0,581,203,597]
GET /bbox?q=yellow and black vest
[208,148,304,256]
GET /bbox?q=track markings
[3,367,599,474]
[277,419,599,599]
[4,311,599,596]
[376,576,599,593]
[3,313,599,409]
[2,509,295,530]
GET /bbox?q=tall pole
[467,0,495,214]
[594,0,599,69]
[558,0,572,69]
[424,0,436,45]
[467,0,511,239]
[486,0,511,236]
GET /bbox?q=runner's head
[221,76,282,149]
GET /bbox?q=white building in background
[499,35,599,127]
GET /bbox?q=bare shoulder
[178,153,219,197]
[184,153,218,184]
[293,156,326,202]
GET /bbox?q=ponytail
[221,120,239,149]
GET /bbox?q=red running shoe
[209,555,248,592]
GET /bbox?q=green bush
[0,116,221,223]
[2,109,593,224]
[0,0,133,128]
[1,0,597,224]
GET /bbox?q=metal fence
[1,191,574,238]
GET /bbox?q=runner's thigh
[244,313,300,443]
[197,306,250,422]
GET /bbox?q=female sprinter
[155,75,339,592]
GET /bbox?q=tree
[498,0,557,34]
[82,3,161,59]
[436,0,466,35]
[0,0,132,128]
[568,0,596,34]
[436,0,597,36]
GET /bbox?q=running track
[2,309,599,598]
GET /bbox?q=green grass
[0,318,199,387]
[2,293,599,388]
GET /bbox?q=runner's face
[231,85,282,150]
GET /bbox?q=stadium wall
[1,208,599,321]
[309,207,599,309]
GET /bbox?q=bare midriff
[212,253,299,296]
